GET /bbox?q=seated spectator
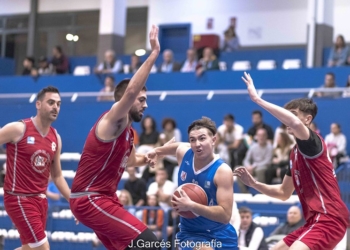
[216,114,244,169]
[37,56,54,75]
[142,195,164,239]
[269,206,303,237]
[247,110,274,143]
[158,49,181,73]
[124,166,147,206]
[273,123,295,148]
[222,21,240,52]
[97,75,115,101]
[265,132,294,184]
[147,168,176,209]
[196,47,220,76]
[51,46,69,74]
[325,123,347,168]
[118,189,136,215]
[328,35,349,67]
[314,72,342,98]
[238,207,268,250]
[94,49,123,74]
[46,175,61,211]
[139,115,159,147]
[343,74,350,97]
[22,56,38,76]
[180,48,198,72]
[130,54,142,74]
[239,128,273,193]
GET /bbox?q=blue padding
[0,57,15,76]
[0,216,14,230]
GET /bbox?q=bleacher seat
[257,60,277,70]
[73,66,91,76]
[232,61,251,71]
[219,61,227,71]
[282,59,302,69]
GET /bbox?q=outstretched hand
[149,25,160,53]
[145,137,176,167]
[233,167,257,187]
[241,72,260,103]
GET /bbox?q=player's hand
[149,25,160,54]
[233,167,257,187]
[145,149,158,167]
[171,189,194,212]
[241,72,260,103]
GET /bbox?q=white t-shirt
[147,180,177,209]
[217,124,244,144]
[324,133,347,155]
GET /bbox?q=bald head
[287,206,302,225]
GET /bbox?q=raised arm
[0,122,25,145]
[241,72,310,140]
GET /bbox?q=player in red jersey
[0,86,71,250]
[70,25,161,250]
[234,72,349,250]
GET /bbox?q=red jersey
[4,118,58,194]
[71,112,134,196]
[290,133,349,223]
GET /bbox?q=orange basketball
[172,183,208,219]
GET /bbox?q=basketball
[172,183,208,219]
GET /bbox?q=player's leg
[289,240,310,250]
[271,240,291,250]
[125,228,159,250]
[21,241,50,250]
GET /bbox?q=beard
[129,107,143,122]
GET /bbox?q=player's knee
[129,228,160,250]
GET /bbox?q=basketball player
[69,25,161,250]
[234,72,348,250]
[147,117,238,250]
[0,86,70,250]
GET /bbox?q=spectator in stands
[265,132,294,185]
[51,46,69,74]
[97,75,115,101]
[139,115,159,146]
[21,56,38,76]
[238,206,268,250]
[142,194,164,239]
[269,206,303,237]
[180,48,198,72]
[315,72,342,98]
[247,110,274,143]
[124,166,147,206]
[196,47,220,76]
[147,168,176,209]
[94,49,123,74]
[125,54,142,74]
[328,35,349,67]
[37,56,54,75]
[158,49,181,73]
[325,123,347,169]
[310,122,321,135]
[344,75,350,97]
[273,123,295,148]
[216,114,244,169]
[118,189,136,215]
[46,175,61,211]
[222,19,240,52]
[239,128,273,193]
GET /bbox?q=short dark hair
[252,110,262,117]
[224,114,234,122]
[326,72,335,79]
[284,98,318,121]
[188,116,217,136]
[54,46,62,54]
[25,56,35,65]
[105,75,115,82]
[37,86,60,101]
[239,206,252,215]
[162,118,177,130]
[114,79,147,102]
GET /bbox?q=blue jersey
[176,149,238,250]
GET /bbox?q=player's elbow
[289,119,303,130]
[220,210,232,224]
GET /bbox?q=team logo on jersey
[294,174,300,186]
[204,181,211,188]
[27,136,35,144]
[180,171,187,181]
[185,161,190,166]
[51,142,56,152]
[31,150,51,173]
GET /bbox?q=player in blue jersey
[146,117,238,250]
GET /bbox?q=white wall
[38,0,100,13]
[334,0,350,42]
[0,0,30,15]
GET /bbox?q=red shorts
[283,213,347,250]
[4,193,48,246]
[70,193,147,250]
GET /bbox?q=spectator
[310,122,321,135]
[46,175,61,211]
[325,123,347,169]
[142,195,164,239]
[118,189,136,215]
[315,72,342,98]
[269,206,304,237]
[21,56,38,76]
[343,74,350,97]
[196,47,220,76]
[239,128,273,193]
[273,123,295,148]
[247,110,274,143]
[222,19,240,52]
[51,46,69,74]
[328,35,349,67]
[139,115,159,146]
[238,207,268,250]
[37,56,54,75]
[216,114,244,169]
[180,48,198,72]
[146,168,176,209]
[124,166,147,206]
[125,54,142,74]
[158,49,181,73]
[97,75,115,101]
[265,132,294,184]
[94,49,123,74]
